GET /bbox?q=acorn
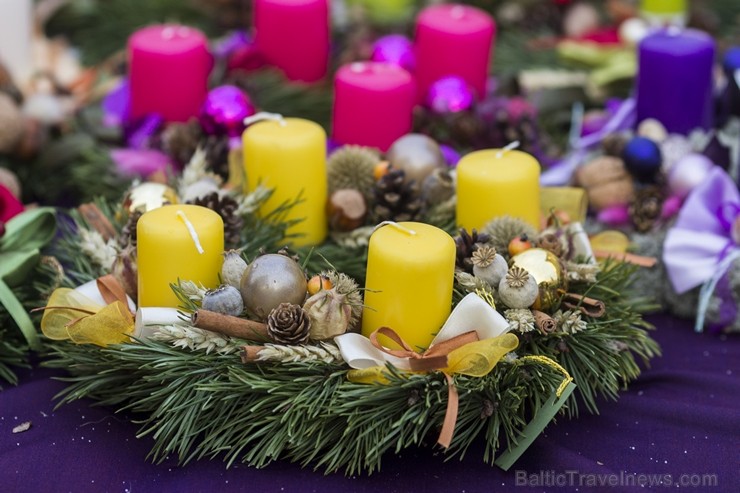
[498,266,539,309]
[221,250,248,289]
[202,284,244,316]
[471,245,508,288]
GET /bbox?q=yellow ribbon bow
[40,275,135,347]
[348,326,518,448]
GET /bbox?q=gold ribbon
[540,187,588,224]
[349,327,518,448]
[38,275,135,347]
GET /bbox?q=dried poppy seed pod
[498,266,539,309]
[471,245,508,288]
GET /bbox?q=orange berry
[307,275,333,295]
[373,161,391,181]
[508,234,533,257]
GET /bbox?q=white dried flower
[178,148,222,193]
[554,310,588,334]
[565,261,600,283]
[235,186,272,216]
[152,324,239,354]
[503,352,519,363]
[255,342,343,364]
[330,225,374,249]
[505,308,536,333]
[79,228,118,268]
[179,280,207,303]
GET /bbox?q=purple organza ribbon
[663,167,740,332]
[540,98,637,186]
[664,167,739,293]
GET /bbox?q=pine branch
[43,338,565,474]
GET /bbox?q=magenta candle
[332,62,415,152]
[636,28,715,134]
[414,4,496,104]
[128,25,211,123]
[253,0,329,83]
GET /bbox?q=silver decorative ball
[240,254,308,320]
[386,133,446,186]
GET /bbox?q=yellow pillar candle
[242,116,328,246]
[362,222,456,351]
[137,204,224,307]
[456,147,541,231]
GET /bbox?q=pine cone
[201,134,231,180]
[267,303,311,345]
[629,186,664,233]
[536,233,564,258]
[327,145,380,203]
[188,192,244,248]
[371,169,422,223]
[455,228,492,273]
[161,119,203,164]
[119,211,143,247]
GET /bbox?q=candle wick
[666,25,682,36]
[350,62,366,73]
[496,140,520,159]
[373,221,417,236]
[244,112,287,127]
[450,5,465,19]
[176,211,205,254]
[161,26,176,40]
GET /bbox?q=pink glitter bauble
[200,85,255,137]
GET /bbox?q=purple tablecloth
[1,315,738,492]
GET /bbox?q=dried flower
[554,310,588,334]
[505,309,536,333]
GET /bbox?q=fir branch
[43,338,565,474]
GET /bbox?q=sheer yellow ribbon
[40,277,135,347]
[348,328,519,448]
[590,230,657,267]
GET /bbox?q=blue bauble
[623,136,662,182]
[722,47,740,77]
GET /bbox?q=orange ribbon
[369,326,479,448]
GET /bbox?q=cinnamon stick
[77,203,117,241]
[192,310,270,341]
[561,293,606,318]
[532,310,556,334]
[240,345,265,363]
[593,250,657,268]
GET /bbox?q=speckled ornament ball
[426,76,474,114]
[240,254,307,320]
[200,85,255,137]
[370,35,415,73]
[623,136,662,182]
[668,153,715,199]
[386,133,446,185]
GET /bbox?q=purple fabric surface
[1,315,738,492]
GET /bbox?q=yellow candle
[456,148,541,231]
[137,204,224,307]
[362,222,456,350]
[242,117,328,246]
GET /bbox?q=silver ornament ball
[386,133,446,186]
[240,254,308,320]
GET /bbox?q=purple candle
[636,28,715,135]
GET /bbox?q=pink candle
[254,0,329,83]
[414,4,496,103]
[128,25,212,122]
[332,62,415,152]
